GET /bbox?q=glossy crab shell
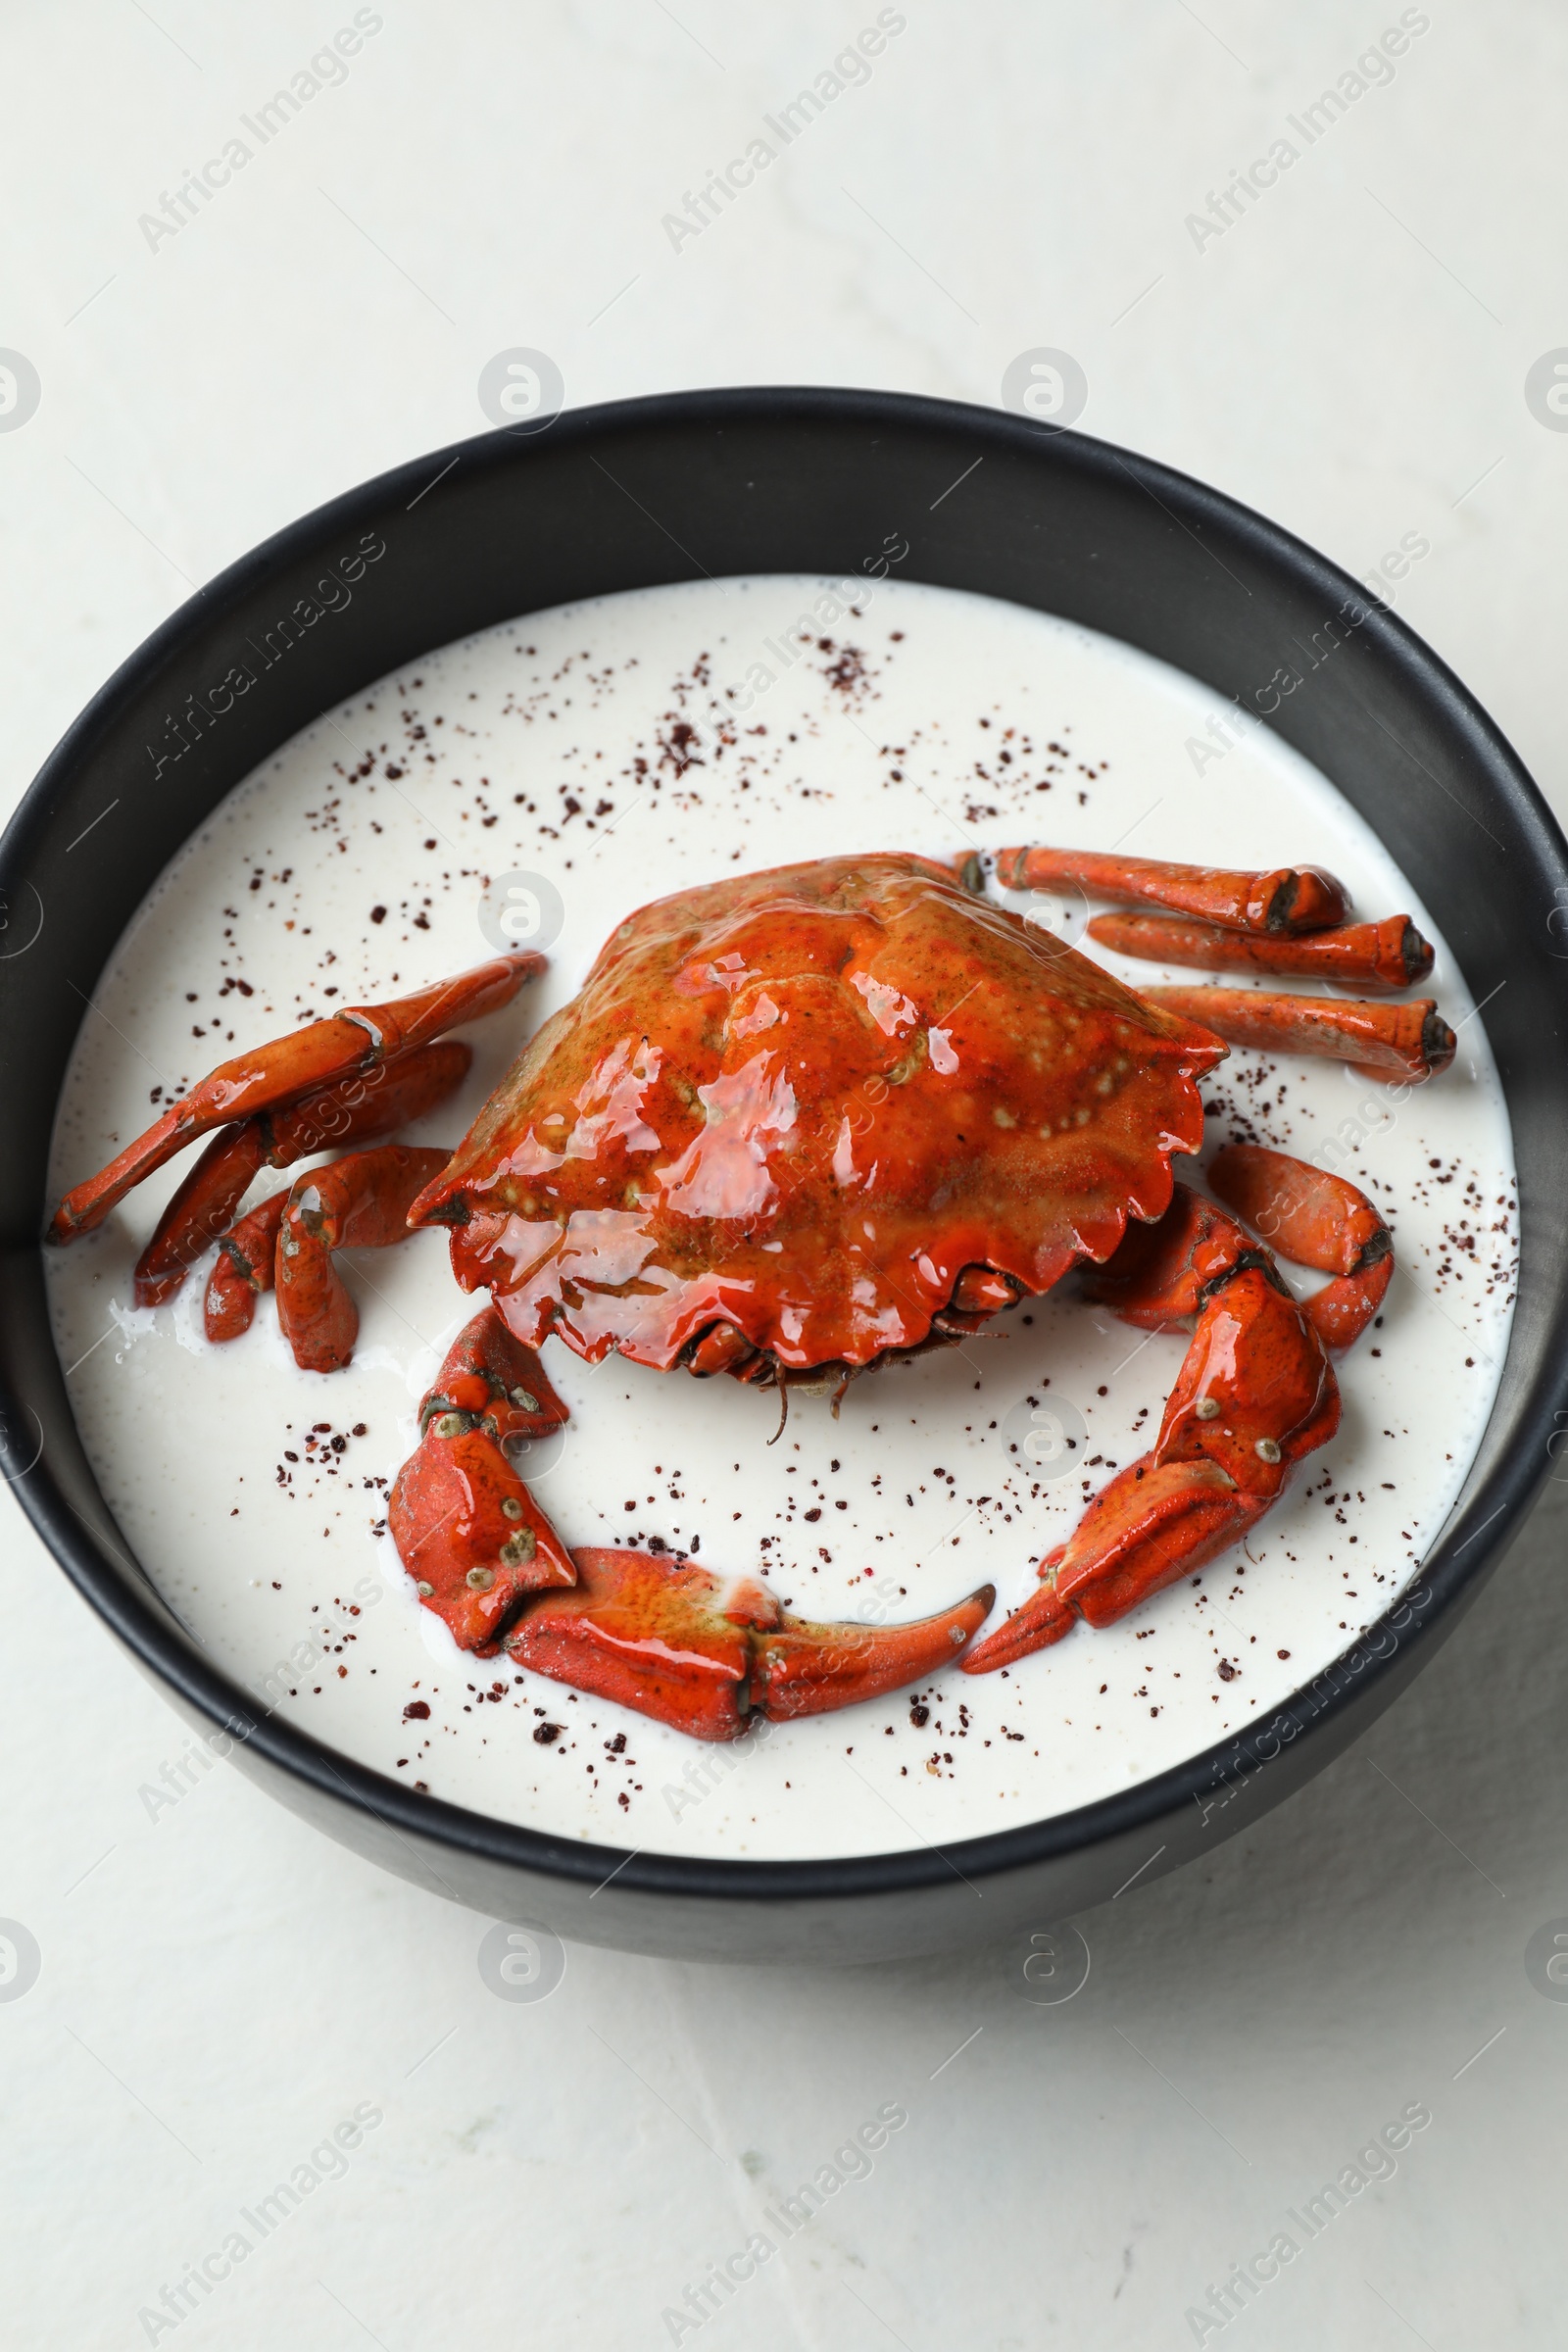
[410,855,1227,1373]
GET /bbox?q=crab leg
[969,848,1349,935]
[135,1123,270,1306]
[964,1173,1347,1674]
[276,1145,454,1372]
[204,1187,289,1341]
[1139,986,1456,1082]
[1086,909,1435,992]
[1207,1143,1394,1348]
[390,1304,996,1734]
[49,950,542,1244]
[133,1038,472,1305]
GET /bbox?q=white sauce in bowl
[44,575,1516,1860]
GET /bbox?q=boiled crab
[50,847,1451,1740]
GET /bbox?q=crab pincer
[391,1304,996,1731]
[1207,1143,1394,1348]
[507,1550,996,1742]
[49,951,541,1245]
[965,1173,1351,1674]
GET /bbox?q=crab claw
[968,1173,1349,1677]
[390,1307,576,1654]
[963,1463,1269,1674]
[1053,1461,1269,1624]
[754,1584,995,1723]
[958,1574,1079,1672]
[1207,1144,1394,1349]
[506,1548,996,1741]
[388,1305,991,1729]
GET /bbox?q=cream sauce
[45,575,1516,1859]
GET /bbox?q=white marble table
[4,4,1566,2343]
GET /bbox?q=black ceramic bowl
[4,388,1564,1964]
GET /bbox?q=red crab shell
[410,855,1227,1372]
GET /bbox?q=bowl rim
[5,381,1563,1915]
